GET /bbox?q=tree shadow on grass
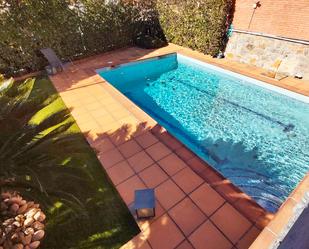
[45,122,156,249]
[34,125,142,249]
[32,77,278,248]
[0,78,140,249]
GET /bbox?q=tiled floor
[50,44,309,249]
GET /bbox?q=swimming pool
[98,53,309,212]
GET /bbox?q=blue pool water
[99,54,309,212]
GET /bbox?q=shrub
[131,1,168,49]
[0,1,83,76]
[0,0,233,76]
[156,0,234,56]
[0,0,136,76]
[0,77,92,212]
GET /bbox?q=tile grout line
[75,107,256,249]
[56,47,282,249]
[150,130,259,246]
[125,146,208,247]
[92,132,218,240]
[152,128,268,226]
[139,152,232,245]
[61,99,250,248]
[208,218,241,247]
[235,224,258,247]
[118,131,254,246]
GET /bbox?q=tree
[0,76,92,213]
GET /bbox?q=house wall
[225,0,309,80]
[232,0,309,40]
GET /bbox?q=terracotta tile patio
[50,44,309,249]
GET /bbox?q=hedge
[0,1,136,76]
[157,0,234,55]
[0,0,233,76]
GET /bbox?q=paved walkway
[50,44,308,249]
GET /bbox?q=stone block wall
[225,32,309,80]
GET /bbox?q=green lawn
[30,77,139,249]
